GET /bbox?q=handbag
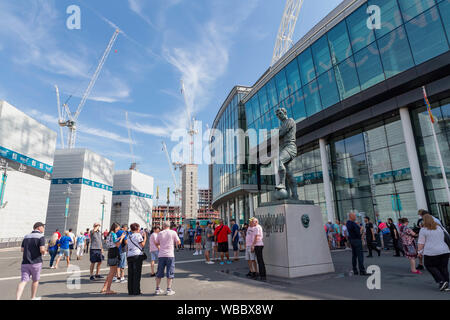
[438,225,450,250]
[129,234,148,261]
[107,247,119,266]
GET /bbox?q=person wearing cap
[89,223,104,281]
[16,222,46,300]
[245,218,258,279]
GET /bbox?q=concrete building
[0,101,57,242]
[211,0,450,229]
[198,188,212,210]
[45,149,114,237]
[181,164,198,220]
[111,169,154,229]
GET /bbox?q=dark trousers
[254,246,266,278]
[366,237,380,256]
[84,241,90,253]
[350,238,365,272]
[392,238,404,256]
[424,253,450,284]
[127,255,143,295]
[49,248,58,267]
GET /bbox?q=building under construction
[152,205,182,228]
[181,164,198,220]
[111,169,154,229]
[45,149,114,237]
[0,101,57,242]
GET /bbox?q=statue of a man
[275,107,298,200]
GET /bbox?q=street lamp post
[63,183,73,231]
[0,161,10,209]
[100,195,107,233]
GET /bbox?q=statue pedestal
[255,200,334,278]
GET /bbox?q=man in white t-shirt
[177,225,185,250]
[154,221,180,296]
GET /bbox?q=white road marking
[0,256,246,282]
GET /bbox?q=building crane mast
[57,29,120,149]
[271,0,304,67]
[180,79,198,164]
[162,141,181,204]
[125,111,137,170]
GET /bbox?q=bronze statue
[274,107,298,200]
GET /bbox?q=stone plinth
[255,201,334,278]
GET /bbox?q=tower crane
[162,141,182,204]
[180,79,198,164]
[125,111,137,170]
[271,0,304,66]
[56,29,120,148]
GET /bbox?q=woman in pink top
[252,218,266,281]
[149,227,160,277]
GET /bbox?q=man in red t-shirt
[54,229,61,240]
[214,220,231,265]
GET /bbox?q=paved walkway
[1,247,448,300]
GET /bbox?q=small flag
[422,86,435,124]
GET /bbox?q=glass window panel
[250,95,261,121]
[303,80,322,116]
[266,78,278,108]
[285,59,302,95]
[257,86,269,115]
[353,197,374,218]
[363,122,388,151]
[385,119,405,145]
[317,69,340,109]
[337,200,354,220]
[312,35,332,75]
[378,26,415,78]
[405,7,449,65]
[345,132,365,157]
[275,69,289,102]
[439,0,450,40]
[354,42,385,90]
[245,102,254,125]
[298,48,316,85]
[302,149,315,169]
[334,56,361,100]
[398,0,436,22]
[333,158,352,200]
[332,137,347,159]
[327,20,352,64]
[346,3,376,53]
[291,88,307,122]
[368,0,403,38]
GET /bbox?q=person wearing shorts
[193,222,203,255]
[155,221,180,296]
[149,226,160,277]
[204,222,215,264]
[54,231,72,269]
[89,223,104,281]
[245,218,257,279]
[16,222,46,300]
[231,219,240,262]
[214,220,231,265]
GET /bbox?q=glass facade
[244,0,450,129]
[211,0,450,227]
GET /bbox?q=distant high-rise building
[181,164,198,220]
[198,188,212,210]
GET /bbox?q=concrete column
[319,138,335,223]
[399,107,428,210]
[248,193,254,218]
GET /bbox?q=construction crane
[125,111,137,170]
[57,29,120,149]
[162,141,181,204]
[180,79,198,164]
[271,0,304,66]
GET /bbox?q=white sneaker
[193,251,198,256]
[199,251,203,255]
[113,276,117,281]
[120,278,127,283]
[206,261,214,264]
[113,277,120,283]
[166,289,175,296]
[155,288,165,295]
[31,297,42,300]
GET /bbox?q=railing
[0,237,24,249]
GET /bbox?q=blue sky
[0,0,341,203]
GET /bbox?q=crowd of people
[340,209,450,292]
[15,208,448,300]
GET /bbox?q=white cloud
[128,0,157,29]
